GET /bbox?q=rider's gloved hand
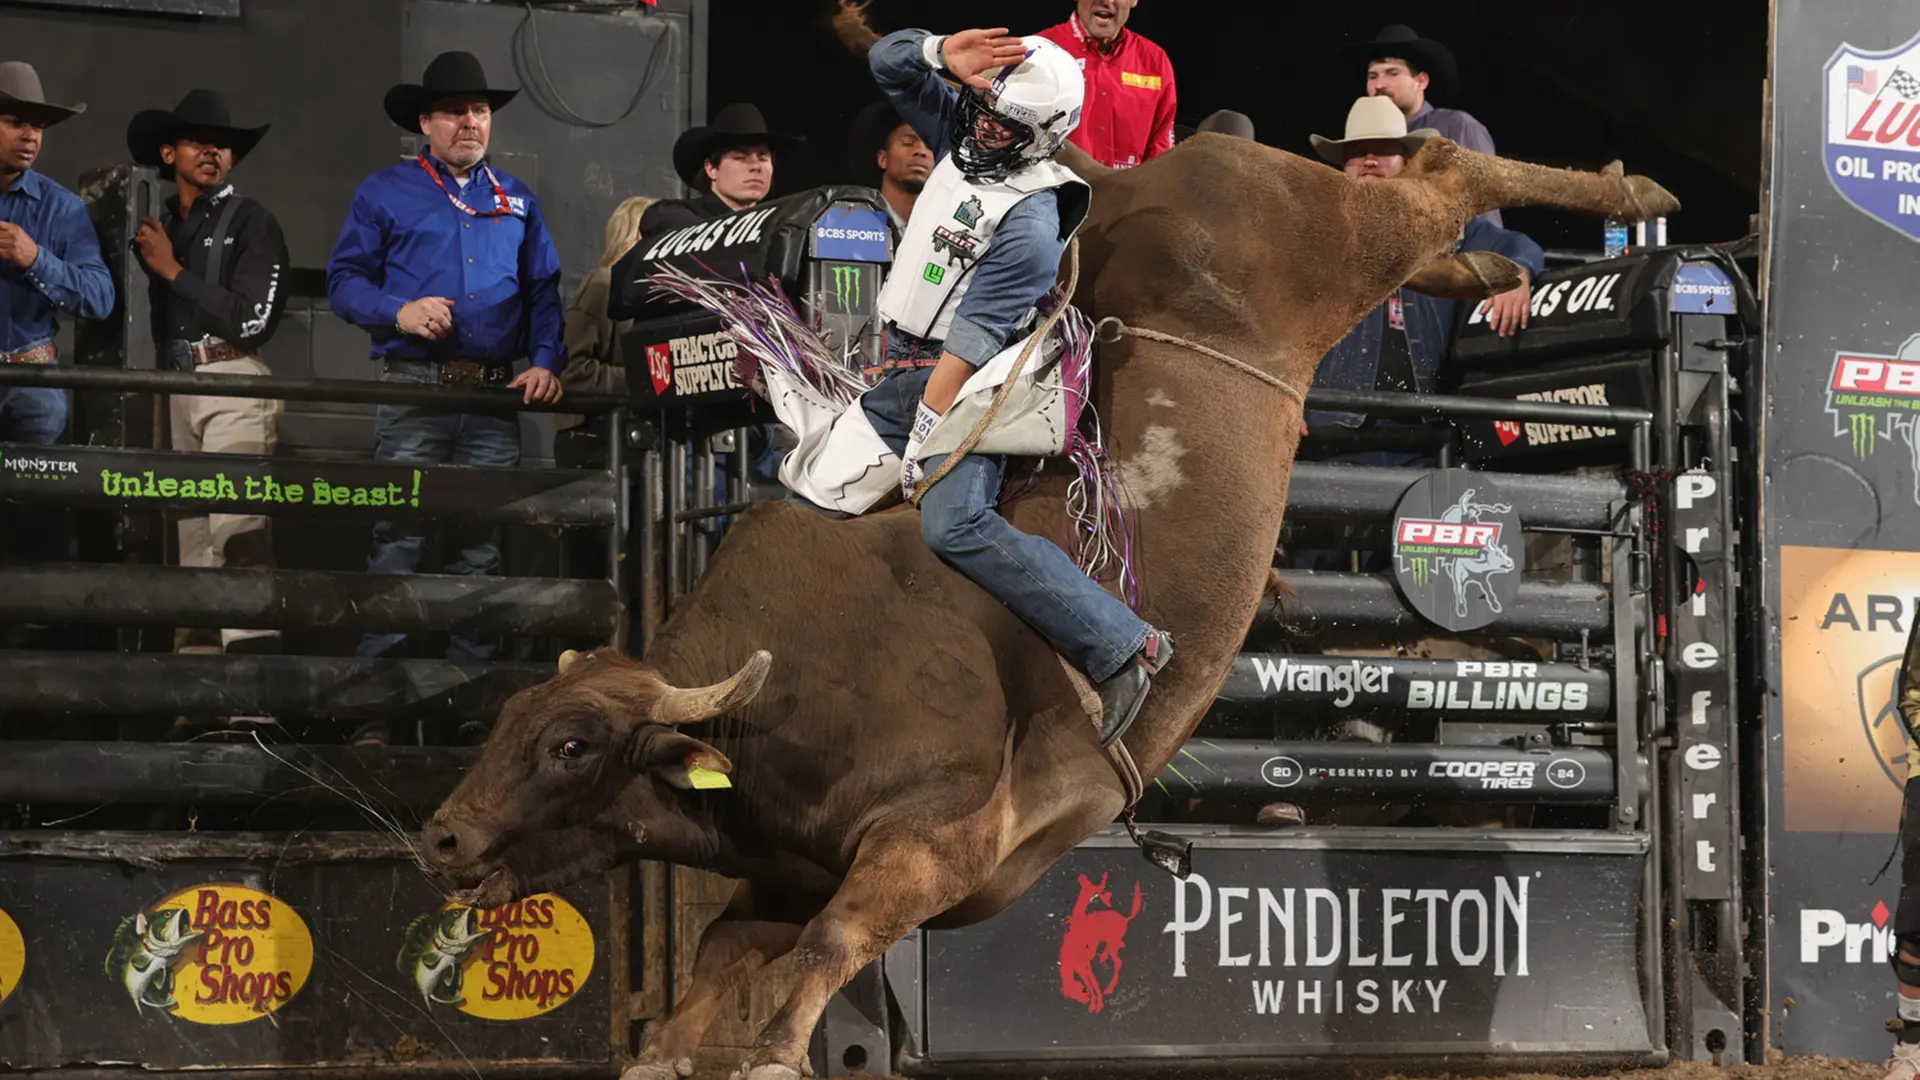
[901,399,943,501]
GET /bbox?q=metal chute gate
[0,172,1762,1077]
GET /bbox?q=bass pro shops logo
[1825,32,1920,241]
[1825,337,1920,505]
[1057,873,1141,1015]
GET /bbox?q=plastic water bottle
[1603,218,1629,258]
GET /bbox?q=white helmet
[951,35,1084,180]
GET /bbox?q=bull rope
[1090,317,1306,406]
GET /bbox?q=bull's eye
[552,739,588,760]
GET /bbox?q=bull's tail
[833,0,880,56]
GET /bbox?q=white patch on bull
[1117,424,1188,510]
[1146,388,1177,409]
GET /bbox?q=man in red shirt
[1036,0,1176,168]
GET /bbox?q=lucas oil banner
[1766,0,1920,1062]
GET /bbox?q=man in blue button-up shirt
[327,51,564,684]
[0,61,114,448]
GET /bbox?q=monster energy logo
[831,265,863,312]
[1410,557,1431,587]
[1851,412,1878,459]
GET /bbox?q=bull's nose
[422,820,461,866]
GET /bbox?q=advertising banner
[1765,0,1920,1059]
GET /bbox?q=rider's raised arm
[870,29,958,162]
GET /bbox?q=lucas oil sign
[1390,470,1525,632]
[104,885,314,1024]
[1825,30,1920,241]
[397,894,595,1020]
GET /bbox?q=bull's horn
[655,650,772,726]
[559,649,583,672]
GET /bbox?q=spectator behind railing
[1036,0,1177,169]
[324,51,565,746]
[1343,24,1501,227]
[554,194,654,465]
[0,61,113,604]
[127,90,291,739]
[851,98,932,239]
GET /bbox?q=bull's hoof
[621,1057,693,1080]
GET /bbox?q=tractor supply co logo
[397,894,594,1020]
[1058,873,1142,1014]
[1390,471,1524,632]
[0,907,23,1009]
[1780,545,1920,832]
[1,449,80,482]
[1825,32,1920,241]
[1489,383,1619,449]
[1165,872,1530,1015]
[644,332,741,398]
[639,205,777,262]
[811,206,890,263]
[1825,337,1920,505]
[103,885,313,1024]
[1800,901,1897,965]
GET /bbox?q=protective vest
[876,155,1089,343]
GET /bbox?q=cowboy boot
[1095,630,1173,746]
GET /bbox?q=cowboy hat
[1196,109,1256,142]
[1340,24,1461,104]
[127,89,269,177]
[383,51,518,132]
[0,61,84,127]
[671,103,801,189]
[1309,96,1441,165]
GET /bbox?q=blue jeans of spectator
[356,373,521,661]
[858,368,1150,682]
[0,386,72,565]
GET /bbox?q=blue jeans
[0,386,72,565]
[859,368,1150,682]
[356,373,521,661]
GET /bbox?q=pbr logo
[1057,873,1141,1015]
[1824,31,1920,241]
[1824,334,1920,505]
[1390,470,1525,632]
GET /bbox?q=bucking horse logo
[1057,872,1141,1015]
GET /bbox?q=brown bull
[421,125,1676,1080]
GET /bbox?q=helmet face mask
[946,36,1084,182]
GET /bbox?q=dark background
[706,0,1768,253]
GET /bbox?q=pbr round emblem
[1390,470,1525,632]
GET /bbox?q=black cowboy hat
[670,102,801,189]
[127,89,270,177]
[383,51,518,132]
[0,61,84,127]
[1339,24,1460,104]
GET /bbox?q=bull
[420,76,1678,1080]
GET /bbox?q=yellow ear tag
[686,764,732,790]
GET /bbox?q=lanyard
[416,154,511,218]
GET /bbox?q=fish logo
[105,908,202,1014]
[397,906,492,1006]
[1057,872,1141,1015]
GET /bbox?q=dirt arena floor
[1380,1059,1881,1080]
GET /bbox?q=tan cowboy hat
[1309,96,1440,165]
[0,61,85,127]
[1197,109,1256,141]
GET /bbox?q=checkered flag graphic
[1889,67,1920,99]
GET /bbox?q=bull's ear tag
[686,762,732,790]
